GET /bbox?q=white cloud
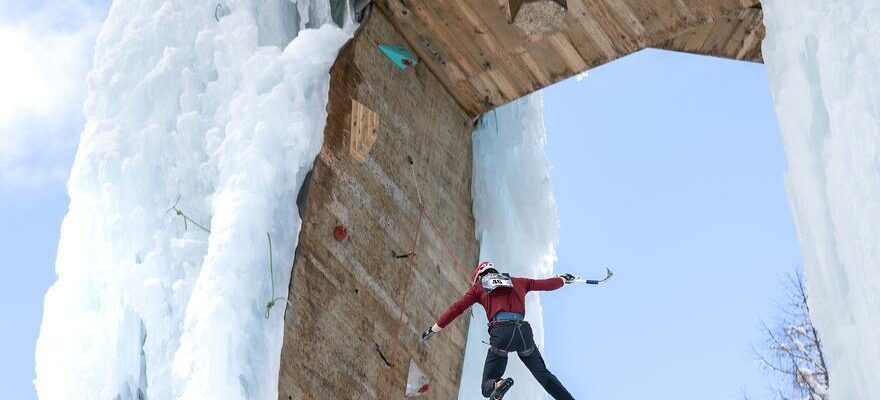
[0,1,105,188]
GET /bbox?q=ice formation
[762,1,880,399]
[460,93,559,400]
[34,1,352,399]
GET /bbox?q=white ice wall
[762,1,880,399]
[460,93,559,400]
[34,1,352,399]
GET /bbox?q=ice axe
[571,267,613,285]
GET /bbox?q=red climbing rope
[379,207,425,400]
[378,157,475,399]
[424,210,473,282]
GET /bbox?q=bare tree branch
[751,267,829,400]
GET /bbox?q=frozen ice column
[762,1,880,399]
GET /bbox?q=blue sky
[0,0,109,397]
[540,49,801,399]
[0,2,799,399]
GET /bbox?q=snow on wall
[460,93,559,399]
[762,1,880,399]
[34,1,352,399]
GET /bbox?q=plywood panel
[349,99,379,163]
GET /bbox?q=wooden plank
[525,35,574,84]
[350,98,380,163]
[736,16,763,61]
[620,0,694,39]
[560,12,616,67]
[468,72,505,109]
[487,69,519,100]
[496,52,541,94]
[446,0,504,55]
[414,34,467,82]
[605,0,648,40]
[375,0,483,114]
[653,7,764,63]
[566,0,619,59]
[466,0,532,55]
[549,32,589,72]
[520,51,552,87]
[413,1,485,77]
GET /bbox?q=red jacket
[436,276,564,328]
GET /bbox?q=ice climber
[420,260,577,400]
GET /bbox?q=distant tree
[753,269,830,400]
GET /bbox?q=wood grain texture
[277,11,479,400]
[374,0,765,116]
[349,99,379,163]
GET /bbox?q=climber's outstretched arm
[521,276,565,292]
[420,287,478,343]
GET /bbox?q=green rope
[168,195,211,233]
[264,232,290,319]
[167,197,285,319]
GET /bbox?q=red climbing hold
[405,359,431,397]
[333,225,348,241]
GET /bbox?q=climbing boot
[489,377,514,399]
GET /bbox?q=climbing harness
[486,319,535,357]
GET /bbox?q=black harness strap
[488,320,536,357]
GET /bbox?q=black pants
[481,321,574,399]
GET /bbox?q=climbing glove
[559,273,577,284]
[419,327,437,344]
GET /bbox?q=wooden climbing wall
[278,1,768,398]
[277,11,479,400]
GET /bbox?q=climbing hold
[405,359,430,397]
[350,98,379,163]
[333,225,348,241]
[507,0,567,23]
[378,44,419,70]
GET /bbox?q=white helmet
[472,260,498,285]
[472,260,513,293]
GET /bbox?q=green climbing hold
[378,44,418,70]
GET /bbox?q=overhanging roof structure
[375,0,764,116]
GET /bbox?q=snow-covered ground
[34,1,352,399]
[460,93,559,400]
[763,1,880,399]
